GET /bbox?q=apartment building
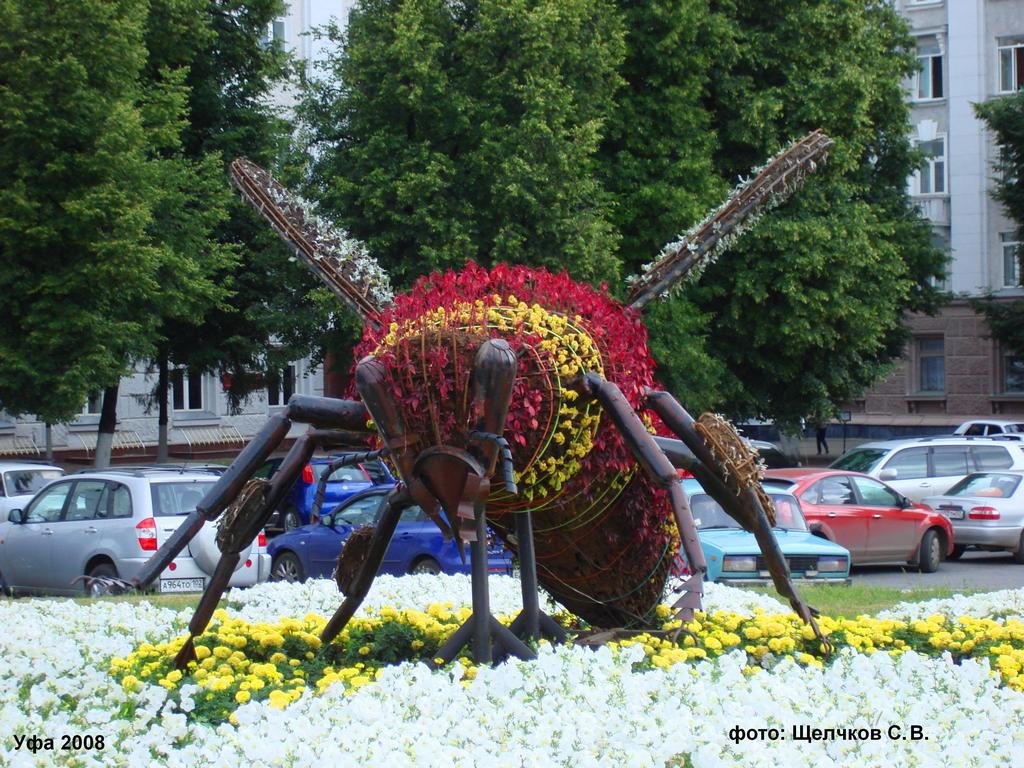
[849,0,1024,435]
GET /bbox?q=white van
[829,436,1024,502]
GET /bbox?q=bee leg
[132,395,370,590]
[169,426,368,668]
[644,391,831,654]
[320,485,410,647]
[576,373,706,623]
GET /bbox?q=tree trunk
[94,384,119,468]
[156,351,169,463]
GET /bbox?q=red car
[762,469,953,572]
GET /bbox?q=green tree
[303,0,626,288]
[149,0,344,421]
[0,0,205,427]
[971,90,1024,356]
[676,0,947,426]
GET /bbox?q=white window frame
[913,38,943,101]
[170,368,206,412]
[82,391,102,416]
[911,135,947,196]
[266,363,297,409]
[999,43,1024,93]
[1001,232,1021,287]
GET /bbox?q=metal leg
[430,499,535,666]
[320,486,409,645]
[170,427,368,668]
[133,396,370,589]
[576,373,706,621]
[506,510,566,645]
[644,390,829,651]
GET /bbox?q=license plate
[940,507,964,520]
[160,577,205,593]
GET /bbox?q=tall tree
[678,0,947,426]
[971,90,1024,356]
[302,0,626,289]
[0,0,185,426]
[149,0,344,424]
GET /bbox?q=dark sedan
[267,486,514,582]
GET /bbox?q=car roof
[0,461,64,472]
[67,468,219,482]
[837,435,1024,450]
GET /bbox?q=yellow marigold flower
[235,690,251,704]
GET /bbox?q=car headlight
[721,555,758,572]
[816,556,848,573]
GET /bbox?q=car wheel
[86,562,121,597]
[947,544,967,560]
[917,529,942,573]
[409,557,441,576]
[282,506,302,533]
[271,552,305,582]
[1012,531,1024,565]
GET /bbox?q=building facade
[850,0,1024,435]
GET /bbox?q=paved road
[852,550,1024,591]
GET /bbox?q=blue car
[259,456,395,533]
[267,486,514,582]
[675,478,851,583]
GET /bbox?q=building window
[916,337,945,393]
[171,369,204,411]
[82,391,102,415]
[999,43,1024,93]
[913,137,946,195]
[263,17,286,47]
[266,365,296,408]
[1002,232,1021,287]
[1004,351,1024,394]
[914,38,943,100]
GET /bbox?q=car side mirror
[321,514,333,527]
[7,508,24,524]
[878,469,898,481]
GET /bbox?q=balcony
[914,196,950,226]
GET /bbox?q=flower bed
[2,577,1023,767]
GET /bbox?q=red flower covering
[351,263,675,627]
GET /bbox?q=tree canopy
[0,0,231,425]
[300,0,945,427]
[972,89,1024,356]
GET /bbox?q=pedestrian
[815,420,829,456]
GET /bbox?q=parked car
[676,477,850,583]
[257,455,395,533]
[922,470,1024,562]
[268,486,513,582]
[762,468,954,572]
[0,461,65,518]
[0,468,269,596]
[829,436,1024,502]
[954,419,1024,437]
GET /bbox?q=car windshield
[689,493,808,532]
[944,473,1022,499]
[150,481,215,517]
[830,448,888,473]
[314,463,369,484]
[2,469,63,497]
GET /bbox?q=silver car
[0,461,65,518]
[0,468,270,596]
[922,470,1024,562]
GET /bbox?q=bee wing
[626,130,834,310]
[229,157,393,328]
